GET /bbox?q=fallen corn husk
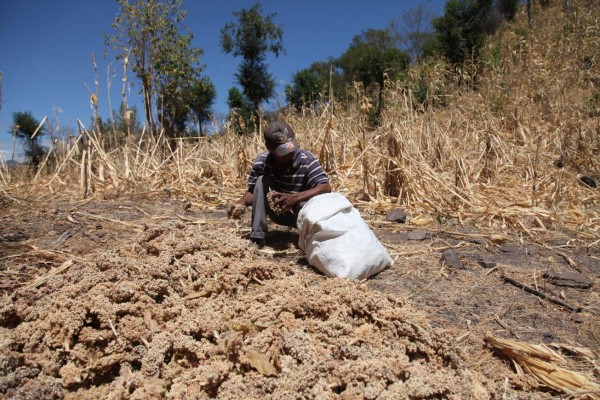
[550,343,599,363]
[485,332,600,397]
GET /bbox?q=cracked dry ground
[0,194,598,399]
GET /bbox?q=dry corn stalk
[485,332,600,397]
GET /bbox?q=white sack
[297,193,393,279]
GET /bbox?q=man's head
[264,121,299,157]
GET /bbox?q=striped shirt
[247,150,329,194]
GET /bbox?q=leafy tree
[285,69,323,111]
[226,87,254,134]
[105,0,203,136]
[159,85,190,138]
[389,4,436,63]
[220,3,284,119]
[337,29,410,122]
[424,0,519,64]
[426,0,495,64]
[310,61,348,102]
[113,102,141,134]
[186,76,216,136]
[96,116,113,134]
[10,111,46,166]
[227,87,251,113]
[285,60,348,111]
[497,0,520,21]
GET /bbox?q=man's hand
[228,203,246,219]
[270,192,299,213]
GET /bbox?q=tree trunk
[11,125,17,163]
[142,77,155,135]
[377,76,385,126]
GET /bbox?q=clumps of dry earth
[0,216,493,399]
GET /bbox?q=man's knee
[255,175,265,189]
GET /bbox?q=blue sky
[0,0,445,161]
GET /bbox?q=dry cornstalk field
[1,1,599,399]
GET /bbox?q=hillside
[0,1,598,398]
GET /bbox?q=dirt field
[0,190,598,399]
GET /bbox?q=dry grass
[1,0,599,243]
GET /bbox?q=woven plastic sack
[297,193,393,279]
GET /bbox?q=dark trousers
[250,175,305,240]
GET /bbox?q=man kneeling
[228,121,331,248]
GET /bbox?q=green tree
[285,69,323,111]
[227,87,254,134]
[286,60,347,111]
[220,3,284,119]
[96,116,113,134]
[186,76,216,136]
[497,0,520,21]
[113,102,141,134]
[10,111,46,167]
[337,29,410,122]
[105,0,203,136]
[159,86,190,138]
[426,0,495,64]
[310,61,348,102]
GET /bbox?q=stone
[499,243,520,253]
[477,257,497,268]
[407,230,431,241]
[543,271,593,289]
[579,176,597,188]
[440,249,465,269]
[386,208,406,223]
[554,159,564,169]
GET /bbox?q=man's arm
[272,182,331,212]
[237,191,253,206]
[228,191,253,219]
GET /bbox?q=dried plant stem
[10,124,17,163]
[531,134,542,207]
[502,275,581,312]
[47,131,85,186]
[33,147,54,182]
[30,116,48,140]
